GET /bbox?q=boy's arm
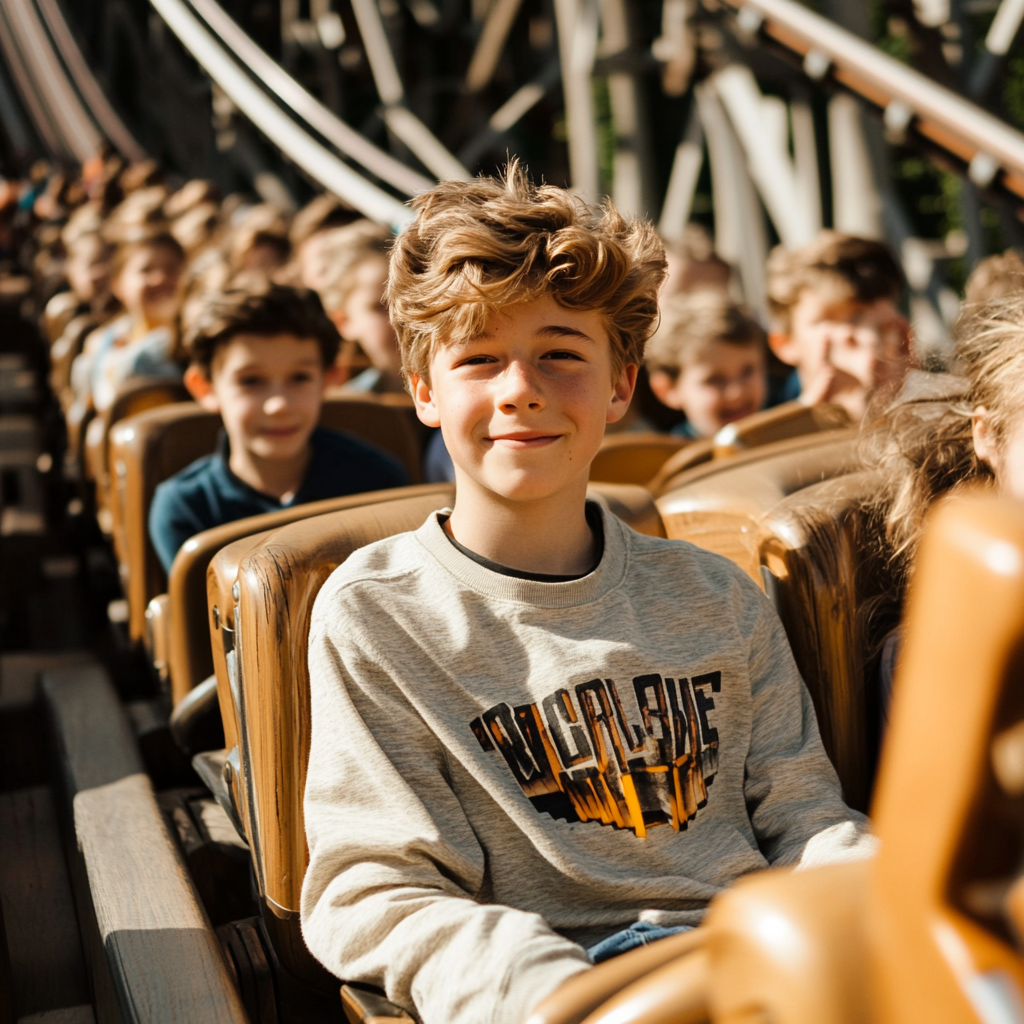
[742,598,876,867]
[302,623,590,1024]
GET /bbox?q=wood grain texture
[755,472,882,811]
[657,432,858,583]
[0,787,90,1018]
[41,666,248,1024]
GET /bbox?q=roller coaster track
[718,0,1024,201]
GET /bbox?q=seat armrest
[145,593,171,687]
[527,929,704,1024]
[341,984,413,1023]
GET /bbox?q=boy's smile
[411,294,635,505]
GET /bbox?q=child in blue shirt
[149,282,407,572]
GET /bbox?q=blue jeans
[586,922,693,964]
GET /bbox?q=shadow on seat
[650,402,852,497]
[205,484,665,986]
[109,394,424,649]
[533,491,1024,1024]
[656,430,858,584]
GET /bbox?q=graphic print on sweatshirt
[469,672,720,838]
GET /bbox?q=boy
[766,230,912,421]
[148,282,407,572]
[302,168,872,1024]
[316,219,405,394]
[646,291,768,438]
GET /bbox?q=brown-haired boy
[766,230,912,421]
[148,282,407,572]
[646,291,767,438]
[302,167,872,1024]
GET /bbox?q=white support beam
[828,93,884,239]
[658,111,703,242]
[791,96,822,235]
[350,0,471,180]
[466,0,525,92]
[713,64,815,249]
[554,0,601,203]
[697,82,767,314]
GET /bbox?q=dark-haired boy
[148,283,408,572]
[302,169,873,1024]
[766,230,912,421]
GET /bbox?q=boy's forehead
[213,332,323,370]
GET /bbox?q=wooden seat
[110,393,425,648]
[534,492,1024,1024]
[206,484,665,979]
[656,430,859,584]
[588,432,689,487]
[84,376,190,533]
[650,402,851,496]
[753,471,884,812]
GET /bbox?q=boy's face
[113,243,183,327]
[649,341,766,438]
[338,257,401,375]
[67,236,111,305]
[410,294,635,504]
[771,288,912,420]
[188,333,327,464]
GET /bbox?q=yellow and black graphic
[469,672,720,838]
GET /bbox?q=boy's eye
[541,350,582,361]
[291,372,315,383]
[457,354,497,367]
[237,375,264,387]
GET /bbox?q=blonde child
[646,291,768,438]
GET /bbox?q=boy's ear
[324,361,346,388]
[768,330,800,368]
[183,364,221,412]
[607,363,638,424]
[409,373,441,429]
[972,407,999,470]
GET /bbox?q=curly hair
[766,230,905,333]
[386,162,666,383]
[182,280,340,373]
[645,290,766,376]
[861,297,1024,584]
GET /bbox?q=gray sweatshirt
[302,504,872,1024]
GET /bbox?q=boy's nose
[264,394,288,415]
[497,360,544,410]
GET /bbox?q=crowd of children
[7,151,1024,1024]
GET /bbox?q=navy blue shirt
[149,426,408,572]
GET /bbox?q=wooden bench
[588,432,689,487]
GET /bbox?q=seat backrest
[208,484,664,974]
[867,493,1024,1021]
[110,394,425,645]
[649,402,851,496]
[753,471,885,811]
[84,377,190,532]
[656,430,858,584]
[588,432,689,487]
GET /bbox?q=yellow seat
[589,432,689,487]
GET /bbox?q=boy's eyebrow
[537,324,597,342]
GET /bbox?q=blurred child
[227,203,291,275]
[149,282,408,572]
[660,224,732,297]
[317,220,404,394]
[70,230,186,413]
[864,296,1024,723]
[964,248,1024,304]
[645,291,768,438]
[289,194,359,291]
[766,231,912,422]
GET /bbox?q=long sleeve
[301,623,590,1024]
[742,600,874,867]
